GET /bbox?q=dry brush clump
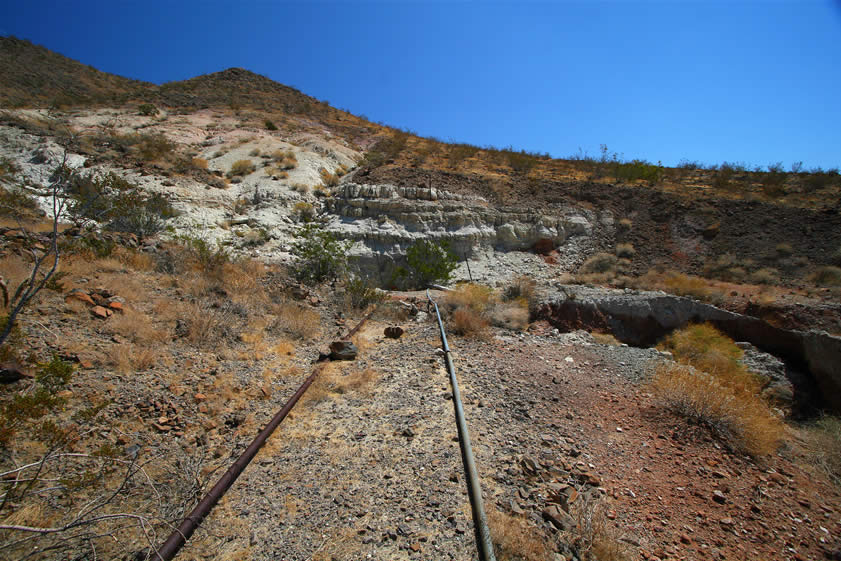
[801,415,841,486]
[653,323,784,456]
[486,507,551,561]
[444,282,533,337]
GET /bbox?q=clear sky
[3,1,840,170]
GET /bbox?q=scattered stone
[542,505,576,531]
[90,305,110,319]
[65,289,95,306]
[712,490,727,504]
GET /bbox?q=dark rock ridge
[537,286,841,413]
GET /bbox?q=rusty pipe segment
[153,310,374,561]
[427,290,497,561]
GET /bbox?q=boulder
[329,341,358,361]
[384,326,404,339]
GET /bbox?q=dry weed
[450,307,489,337]
[486,507,551,561]
[104,308,167,345]
[446,283,495,313]
[801,415,841,486]
[651,363,783,456]
[273,299,321,340]
[566,498,632,561]
[109,343,158,373]
[489,302,529,331]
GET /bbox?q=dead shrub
[580,252,617,274]
[450,307,489,337]
[567,497,632,561]
[659,323,760,393]
[185,302,237,347]
[110,343,158,373]
[810,266,841,286]
[103,309,167,345]
[802,415,841,486]
[503,275,536,307]
[445,283,495,314]
[490,302,529,331]
[113,247,155,271]
[615,243,635,259]
[273,300,321,340]
[650,363,783,456]
[486,507,551,561]
[635,270,713,301]
[228,159,255,177]
[750,267,779,285]
[304,363,378,406]
[192,157,209,170]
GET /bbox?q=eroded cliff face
[323,182,602,269]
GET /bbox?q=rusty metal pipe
[427,290,497,561]
[153,310,374,561]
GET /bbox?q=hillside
[1,38,840,561]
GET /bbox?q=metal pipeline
[153,310,374,561]
[427,290,497,561]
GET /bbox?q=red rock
[66,289,95,306]
[108,301,123,312]
[90,305,109,319]
[194,393,207,402]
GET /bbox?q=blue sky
[3,1,840,170]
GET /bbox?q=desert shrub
[191,157,208,170]
[60,168,177,238]
[810,266,841,286]
[566,496,633,561]
[274,299,321,339]
[503,275,536,305]
[658,323,757,390]
[635,270,715,301]
[291,182,309,193]
[319,167,339,187]
[274,150,297,170]
[486,507,551,561]
[137,103,158,116]
[228,159,255,177]
[615,243,635,259]
[0,185,40,216]
[405,238,458,288]
[173,234,232,275]
[612,159,662,184]
[290,224,351,285]
[265,119,278,131]
[580,252,618,274]
[450,307,488,337]
[446,283,495,314]
[490,303,529,331]
[0,156,21,182]
[292,201,314,222]
[249,148,261,157]
[344,276,385,310]
[750,267,779,285]
[0,355,73,446]
[802,415,841,486]
[775,242,793,257]
[651,363,783,456]
[135,133,174,161]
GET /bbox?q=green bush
[405,238,458,288]
[60,168,177,239]
[265,119,278,131]
[290,224,351,285]
[138,103,159,116]
[344,276,385,309]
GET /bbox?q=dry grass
[303,363,379,406]
[635,269,715,301]
[651,363,783,456]
[109,343,158,373]
[273,299,321,340]
[591,331,622,345]
[486,507,551,561]
[103,308,167,345]
[801,415,841,486]
[566,498,633,561]
[489,302,529,331]
[229,159,254,177]
[653,323,784,456]
[450,307,489,337]
[445,283,495,313]
[659,323,760,394]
